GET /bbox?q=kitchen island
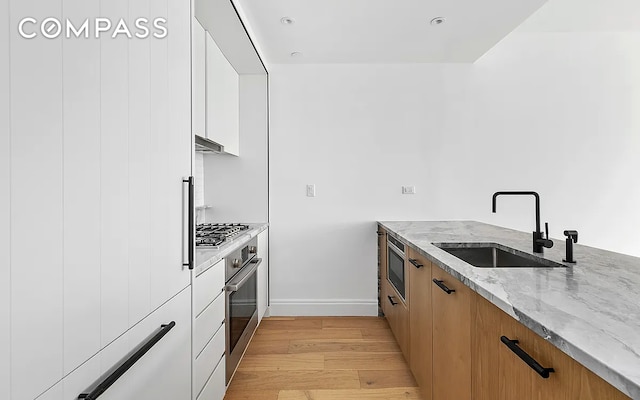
[379,220,640,399]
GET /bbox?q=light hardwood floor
[224,317,424,400]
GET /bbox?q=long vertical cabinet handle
[183,177,194,269]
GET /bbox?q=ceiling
[232,0,548,64]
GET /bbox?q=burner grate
[195,223,250,247]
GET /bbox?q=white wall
[268,24,640,315]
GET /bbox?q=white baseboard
[269,299,378,316]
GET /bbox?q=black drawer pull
[78,322,176,399]
[432,278,455,294]
[500,336,555,379]
[408,259,424,268]
[377,231,385,236]
[387,295,398,306]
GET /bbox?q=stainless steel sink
[432,243,566,268]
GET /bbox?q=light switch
[402,186,416,194]
[306,184,316,197]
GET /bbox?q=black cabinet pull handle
[78,322,176,399]
[500,336,555,379]
[377,231,385,236]
[409,259,424,268]
[432,278,455,294]
[387,295,398,306]
[182,177,194,269]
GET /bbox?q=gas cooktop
[195,223,250,248]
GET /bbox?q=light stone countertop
[194,223,268,276]
[378,220,640,399]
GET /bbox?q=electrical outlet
[402,186,416,194]
[306,184,316,197]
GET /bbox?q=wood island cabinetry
[472,294,631,400]
[379,230,410,361]
[407,248,432,399]
[377,226,631,400]
[431,264,473,400]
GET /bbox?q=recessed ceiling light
[290,52,302,57]
[430,17,445,26]
[281,17,295,25]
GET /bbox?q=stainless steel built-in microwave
[387,236,406,300]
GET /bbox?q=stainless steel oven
[224,237,261,383]
[387,236,406,300]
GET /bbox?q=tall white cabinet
[9,1,65,398]
[0,0,10,398]
[3,0,192,398]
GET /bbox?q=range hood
[195,135,224,153]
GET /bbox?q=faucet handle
[564,230,578,243]
[545,222,550,240]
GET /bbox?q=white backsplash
[194,153,205,207]
[194,152,207,225]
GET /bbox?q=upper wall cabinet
[205,31,240,156]
[192,18,207,139]
[193,0,266,158]
[191,17,240,156]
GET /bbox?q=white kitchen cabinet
[194,260,225,317]
[127,0,153,331]
[192,260,227,400]
[61,0,102,376]
[148,0,192,310]
[99,288,192,400]
[60,356,100,400]
[206,31,240,156]
[99,0,131,348]
[194,322,225,397]
[9,0,65,398]
[195,291,225,357]
[97,0,192,355]
[193,17,207,139]
[0,0,10,397]
[196,358,226,400]
[6,0,192,397]
[35,382,62,400]
[48,288,191,400]
[257,229,269,321]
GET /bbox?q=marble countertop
[378,220,640,399]
[194,223,268,276]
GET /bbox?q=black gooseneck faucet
[492,191,554,253]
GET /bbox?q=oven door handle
[225,258,262,293]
